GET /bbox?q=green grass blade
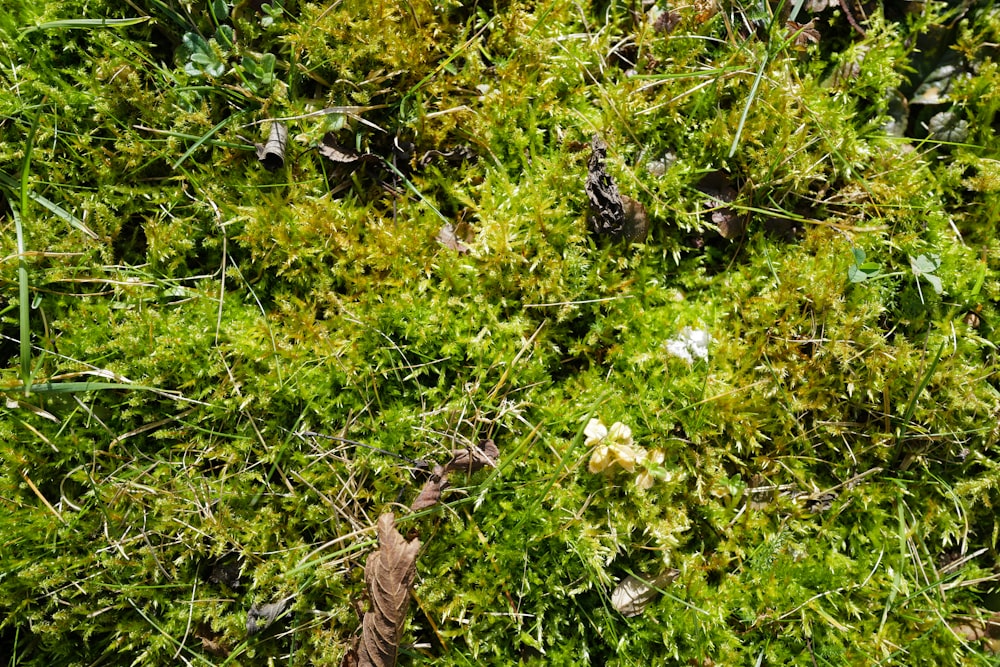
[890,337,947,466]
[171,113,243,170]
[11,204,31,393]
[0,171,100,240]
[12,106,45,394]
[19,17,150,37]
[728,54,768,158]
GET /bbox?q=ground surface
[2,0,1000,665]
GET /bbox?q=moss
[2,0,1000,664]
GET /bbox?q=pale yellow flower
[635,470,655,490]
[584,418,608,447]
[611,442,645,471]
[606,421,633,446]
[588,444,614,473]
[586,417,646,474]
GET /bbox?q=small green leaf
[909,253,941,276]
[909,254,943,294]
[212,0,229,22]
[215,24,234,49]
[922,272,943,295]
[182,32,226,77]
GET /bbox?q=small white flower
[589,444,613,473]
[584,418,608,447]
[665,338,693,363]
[606,421,633,446]
[665,327,712,363]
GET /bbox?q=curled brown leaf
[359,513,421,667]
[255,121,288,171]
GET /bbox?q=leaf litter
[246,594,295,635]
[585,135,648,243]
[412,439,498,511]
[357,513,421,667]
[611,569,679,617]
[255,121,288,171]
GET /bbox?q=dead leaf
[586,135,648,243]
[586,135,626,238]
[359,513,421,667]
[411,440,498,511]
[611,569,679,617]
[786,20,820,48]
[443,439,499,475]
[318,134,380,169]
[255,122,287,171]
[341,647,359,667]
[195,623,230,657]
[418,145,476,168]
[652,10,681,34]
[246,595,295,635]
[621,195,649,243]
[696,171,743,239]
[805,491,837,514]
[951,612,1000,653]
[436,221,473,254]
[411,465,447,512]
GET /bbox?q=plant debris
[786,20,820,48]
[436,220,474,255]
[695,170,743,239]
[411,439,498,511]
[585,135,648,243]
[610,569,679,617]
[357,513,421,667]
[255,121,288,171]
[195,623,230,657]
[246,595,295,635]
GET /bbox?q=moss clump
[1,0,999,664]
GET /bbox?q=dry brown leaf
[442,439,499,475]
[410,478,446,511]
[318,134,379,169]
[411,441,499,511]
[786,20,820,48]
[611,569,679,617]
[586,136,626,238]
[696,170,743,239]
[255,122,287,171]
[652,10,681,34]
[436,222,472,254]
[951,612,1000,653]
[411,465,447,512]
[195,623,230,657]
[359,513,421,667]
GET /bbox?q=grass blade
[171,113,243,170]
[19,17,150,37]
[0,171,100,240]
[11,203,30,392]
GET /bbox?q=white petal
[584,418,608,446]
[607,421,633,445]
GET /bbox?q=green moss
[2,0,999,664]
